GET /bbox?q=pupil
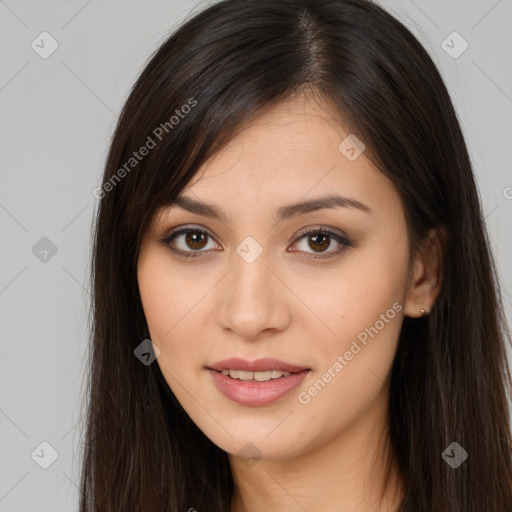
[309,234,329,252]
[186,232,207,250]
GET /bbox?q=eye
[159,225,352,260]
[159,226,219,258]
[289,226,352,260]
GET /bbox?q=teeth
[254,371,271,382]
[220,369,292,381]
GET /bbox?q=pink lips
[207,357,311,407]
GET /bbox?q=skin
[137,92,443,511]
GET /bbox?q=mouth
[209,368,306,382]
[206,358,311,406]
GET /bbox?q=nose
[216,247,292,340]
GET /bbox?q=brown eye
[160,225,352,261]
[307,233,331,253]
[291,228,352,260]
[184,231,208,250]
[161,227,219,258]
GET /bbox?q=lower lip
[208,369,310,406]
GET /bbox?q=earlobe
[404,226,445,318]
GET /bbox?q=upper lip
[207,357,310,373]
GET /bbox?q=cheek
[137,252,213,372]
[137,266,172,339]
[309,238,408,344]
[137,248,187,349]
[295,280,404,442]
[296,235,408,402]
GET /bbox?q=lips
[207,367,311,406]
[207,357,310,374]
[207,357,312,406]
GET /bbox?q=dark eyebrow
[169,193,373,224]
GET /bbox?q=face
[137,93,415,463]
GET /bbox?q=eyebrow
[169,193,373,224]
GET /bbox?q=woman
[80,0,512,510]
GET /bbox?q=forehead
[176,94,402,222]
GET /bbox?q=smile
[218,369,292,381]
[208,368,310,406]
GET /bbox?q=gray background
[0,0,511,510]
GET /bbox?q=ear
[404,226,445,318]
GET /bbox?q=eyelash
[158,225,352,261]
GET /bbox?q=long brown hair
[80,0,512,510]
